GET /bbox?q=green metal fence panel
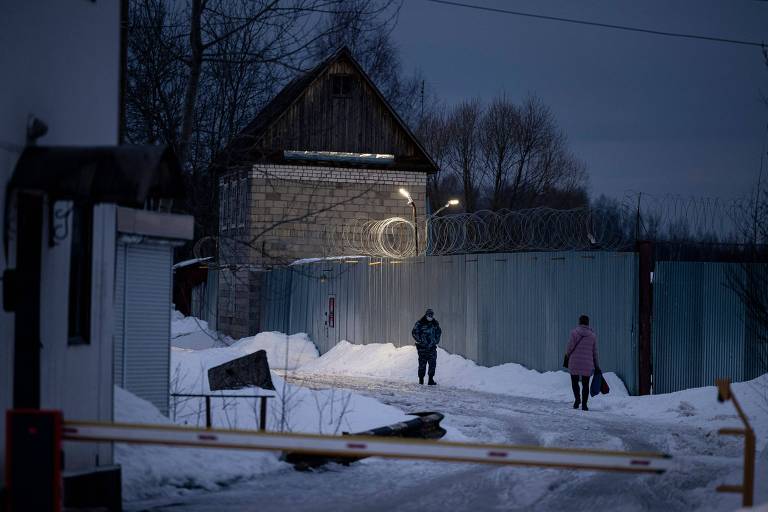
[263,252,639,394]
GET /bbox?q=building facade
[0,2,189,503]
[217,48,436,338]
[0,0,123,484]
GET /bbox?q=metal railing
[170,393,274,431]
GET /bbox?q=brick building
[217,47,437,338]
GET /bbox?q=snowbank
[297,340,629,400]
[115,386,284,502]
[171,311,318,368]
[229,332,319,370]
[296,340,768,449]
[599,373,768,446]
[170,342,408,434]
[120,322,414,501]
[171,310,232,350]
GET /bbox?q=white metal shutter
[113,243,127,386]
[123,243,172,415]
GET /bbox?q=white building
[0,2,190,507]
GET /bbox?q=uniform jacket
[412,317,441,350]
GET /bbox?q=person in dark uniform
[411,308,441,385]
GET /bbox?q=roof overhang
[9,145,185,206]
[117,207,194,241]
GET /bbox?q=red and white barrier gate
[62,420,672,474]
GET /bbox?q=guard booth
[2,145,187,511]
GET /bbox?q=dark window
[331,74,353,96]
[68,203,93,345]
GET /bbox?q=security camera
[26,115,48,145]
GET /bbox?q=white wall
[0,0,121,480]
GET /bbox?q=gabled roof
[223,47,437,173]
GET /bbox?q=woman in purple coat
[565,315,599,411]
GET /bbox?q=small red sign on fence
[328,296,335,328]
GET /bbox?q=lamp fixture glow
[433,199,460,216]
[398,187,419,255]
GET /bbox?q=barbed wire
[426,207,629,255]
[319,193,759,258]
[627,191,755,241]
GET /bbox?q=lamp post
[426,199,459,254]
[433,199,460,217]
[399,188,419,255]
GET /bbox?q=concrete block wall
[250,164,427,265]
[218,163,429,338]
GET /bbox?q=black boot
[428,377,437,385]
[570,375,581,409]
[419,375,424,385]
[581,403,589,411]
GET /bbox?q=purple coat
[566,325,599,377]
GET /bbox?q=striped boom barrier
[62,421,672,474]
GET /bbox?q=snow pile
[171,310,318,368]
[229,332,319,370]
[120,323,412,501]
[171,310,232,350]
[600,373,768,445]
[170,343,407,434]
[297,341,629,400]
[115,386,284,501]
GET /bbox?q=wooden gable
[231,48,436,172]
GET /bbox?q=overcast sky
[393,0,768,201]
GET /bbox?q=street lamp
[433,199,460,216]
[425,199,459,254]
[399,188,419,255]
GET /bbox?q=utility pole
[420,80,425,122]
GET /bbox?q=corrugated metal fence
[651,261,766,394]
[262,252,639,394]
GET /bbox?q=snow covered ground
[296,340,768,449]
[117,313,768,510]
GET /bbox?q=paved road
[126,375,744,512]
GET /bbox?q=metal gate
[651,261,765,394]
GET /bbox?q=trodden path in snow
[125,375,746,512]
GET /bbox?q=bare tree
[479,95,517,210]
[727,184,768,374]
[446,100,483,212]
[415,103,452,211]
[125,0,402,238]
[506,96,562,208]
[435,93,587,212]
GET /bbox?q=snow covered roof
[173,256,213,270]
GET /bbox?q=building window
[229,179,237,231]
[219,180,226,233]
[221,175,247,233]
[68,203,92,345]
[227,272,235,315]
[238,177,247,228]
[331,74,353,96]
[221,182,229,232]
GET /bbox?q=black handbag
[563,335,585,369]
